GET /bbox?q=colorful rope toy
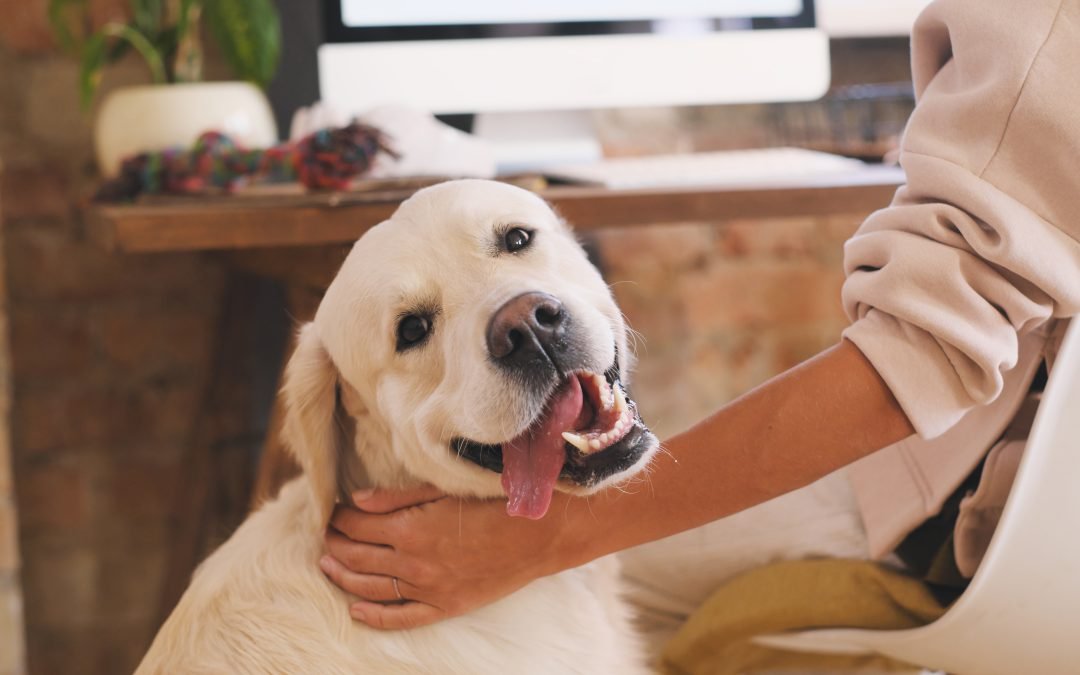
[96,122,396,201]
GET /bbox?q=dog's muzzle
[453,337,657,521]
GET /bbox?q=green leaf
[173,0,204,82]
[175,0,202,42]
[203,0,281,88]
[152,25,179,63]
[79,32,108,109]
[105,36,134,64]
[48,0,88,54]
[102,22,168,84]
[129,0,165,35]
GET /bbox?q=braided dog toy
[96,122,396,201]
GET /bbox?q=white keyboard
[544,147,870,190]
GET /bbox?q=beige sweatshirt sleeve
[842,0,1080,438]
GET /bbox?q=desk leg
[154,273,263,628]
[248,285,322,510]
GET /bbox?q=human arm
[321,338,915,629]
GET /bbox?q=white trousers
[617,468,872,657]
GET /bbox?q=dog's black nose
[487,292,567,368]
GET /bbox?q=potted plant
[49,0,282,176]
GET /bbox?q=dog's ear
[281,323,347,526]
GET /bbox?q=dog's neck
[335,448,372,504]
[330,393,375,502]
[334,427,427,499]
[332,383,420,502]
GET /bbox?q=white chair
[755,320,1080,675]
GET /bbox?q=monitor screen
[340,1,804,28]
[325,0,814,43]
[319,0,826,135]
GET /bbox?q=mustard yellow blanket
[659,559,948,675]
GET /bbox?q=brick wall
[0,3,232,672]
[0,169,24,675]
[594,215,864,440]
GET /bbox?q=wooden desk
[90,168,904,626]
[90,168,904,253]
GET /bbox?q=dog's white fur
[136,180,654,674]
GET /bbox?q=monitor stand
[473,110,603,175]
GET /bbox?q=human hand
[320,485,590,630]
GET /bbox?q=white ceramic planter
[94,81,278,177]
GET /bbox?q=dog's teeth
[562,432,591,453]
[593,373,613,409]
[614,386,627,414]
[600,432,610,444]
[589,439,602,450]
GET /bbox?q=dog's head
[283,179,659,524]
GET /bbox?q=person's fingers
[318,556,419,603]
[350,484,446,514]
[350,600,449,631]
[328,503,397,546]
[324,529,404,578]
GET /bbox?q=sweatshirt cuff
[843,310,974,439]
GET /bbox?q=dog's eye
[504,227,532,253]
[396,314,431,350]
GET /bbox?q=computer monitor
[319,1,829,171]
[818,0,933,37]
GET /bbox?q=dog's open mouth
[452,359,656,521]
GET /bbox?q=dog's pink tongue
[501,377,582,520]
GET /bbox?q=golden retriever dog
[136,179,660,674]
